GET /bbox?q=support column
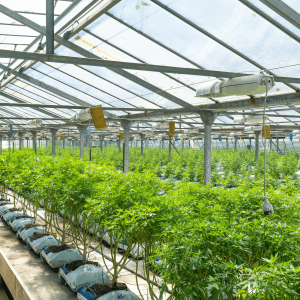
[182,139,184,152]
[277,138,279,152]
[121,120,133,174]
[63,138,65,150]
[140,134,144,156]
[118,138,121,154]
[100,136,103,153]
[162,139,164,149]
[26,139,29,148]
[31,131,37,154]
[199,110,217,185]
[49,129,58,156]
[18,132,24,150]
[226,139,229,149]
[234,138,237,152]
[46,138,48,148]
[73,139,76,153]
[76,125,88,160]
[270,135,272,153]
[255,131,261,161]
[249,138,252,150]
[46,0,54,55]
[169,135,172,161]
[0,135,3,155]
[8,136,11,152]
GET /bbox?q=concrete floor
[1,190,170,299]
[0,221,77,300]
[0,287,9,300]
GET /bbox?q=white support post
[31,131,37,154]
[169,135,172,161]
[0,135,3,155]
[255,131,261,161]
[50,129,58,156]
[199,110,217,185]
[18,132,24,150]
[76,125,88,160]
[121,120,133,174]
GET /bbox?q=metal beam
[0,90,69,119]
[69,0,121,39]
[0,63,94,107]
[0,4,199,112]
[260,0,300,30]
[0,117,68,120]
[0,0,84,79]
[15,11,59,16]
[152,0,299,91]
[46,0,55,55]
[114,92,300,120]
[0,102,171,111]
[1,50,300,85]
[239,0,300,45]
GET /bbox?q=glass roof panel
[153,0,298,96]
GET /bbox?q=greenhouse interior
[1,0,300,299]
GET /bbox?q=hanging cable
[88,116,91,172]
[262,77,274,215]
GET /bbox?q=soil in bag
[7,208,19,212]
[46,244,74,253]
[65,260,100,271]
[0,203,12,206]
[30,233,51,240]
[24,224,43,229]
[87,282,128,298]
[13,216,34,220]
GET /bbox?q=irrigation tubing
[4,190,172,295]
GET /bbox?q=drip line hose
[4,190,171,295]
[262,79,274,215]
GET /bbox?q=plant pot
[77,283,141,300]
[10,216,34,231]
[0,204,14,215]
[27,234,60,254]
[18,225,45,242]
[3,209,23,222]
[59,261,112,292]
[41,245,83,269]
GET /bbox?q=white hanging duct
[244,126,261,131]
[184,129,200,134]
[293,130,300,134]
[152,122,169,129]
[26,119,43,127]
[196,74,275,98]
[106,126,121,131]
[234,115,268,124]
[70,109,91,122]
[2,125,10,130]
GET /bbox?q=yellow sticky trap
[120,133,124,140]
[169,122,175,135]
[240,137,242,140]
[58,270,61,278]
[90,106,108,129]
[262,125,270,138]
[42,132,45,139]
[60,135,65,140]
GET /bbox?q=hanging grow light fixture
[26,119,42,127]
[196,73,275,98]
[234,115,268,124]
[69,107,107,129]
[152,122,169,129]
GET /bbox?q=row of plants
[1,149,300,299]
